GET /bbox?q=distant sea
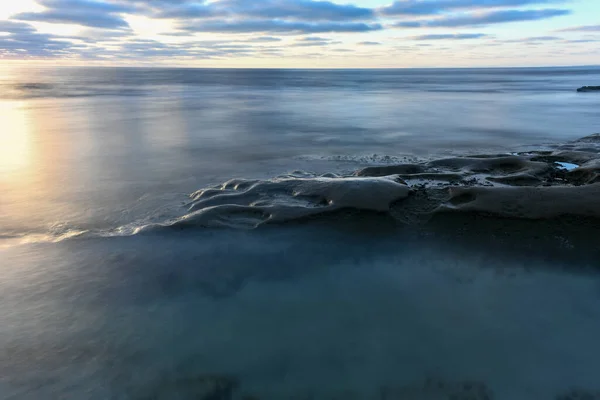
[1,66,600,399]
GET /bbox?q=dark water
[1,67,600,399]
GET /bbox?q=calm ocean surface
[1,66,600,399]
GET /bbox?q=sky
[0,0,599,67]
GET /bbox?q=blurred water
[1,67,600,399]
[2,218,600,400]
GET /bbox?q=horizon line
[1,61,599,70]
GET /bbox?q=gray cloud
[358,41,381,45]
[0,21,73,57]
[181,20,382,34]
[500,35,561,43]
[563,39,599,43]
[0,20,36,34]
[14,0,132,29]
[244,36,283,43]
[291,36,341,47]
[120,0,382,36]
[380,0,567,16]
[557,25,600,32]
[409,33,489,40]
[221,0,374,21]
[153,2,216,19]
[15,11,129,29]
[42,0,134,13]
[160,31,194,37]
[300,36,331,41]
[522,35,561,40]
[394,8,570,27]
[152,0,374,21]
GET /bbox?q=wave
[2,134,599,246]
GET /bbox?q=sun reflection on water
[0,101,32,177]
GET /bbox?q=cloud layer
[0,20,73,56]
[0,0,589,62]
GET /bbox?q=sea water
[1,66,600,399]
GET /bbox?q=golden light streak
[0,101,32,176]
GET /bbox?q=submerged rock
[577,86,600,92]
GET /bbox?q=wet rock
[486,173,542,186]
[577,86,600,92]
[567,159,600,184]
[356,164,426,177]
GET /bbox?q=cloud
[15,11,130,29]
[0,20,36,34]
[42,0,134,13]
[379,0,567,16]
[124,0,381,36]
[218,0,374,21]
[300,36,331,41]
[152,2,216,19]
[522,35,561,40]
[180,20,382,34]
[409,33,489,40]
[393,8,570,27]
[147,0,374,21]
[0,0,583,61]
[563,39,599,43]
[499,35,561,43]
[290,36,341,46]
[13,0,132,29]
[557,25,600,32]
[244,36,283,43]
[0,21,73,57]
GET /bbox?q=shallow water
[2,217,600,399]
[1,67,600,399]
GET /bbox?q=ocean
[1,66,600,399]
